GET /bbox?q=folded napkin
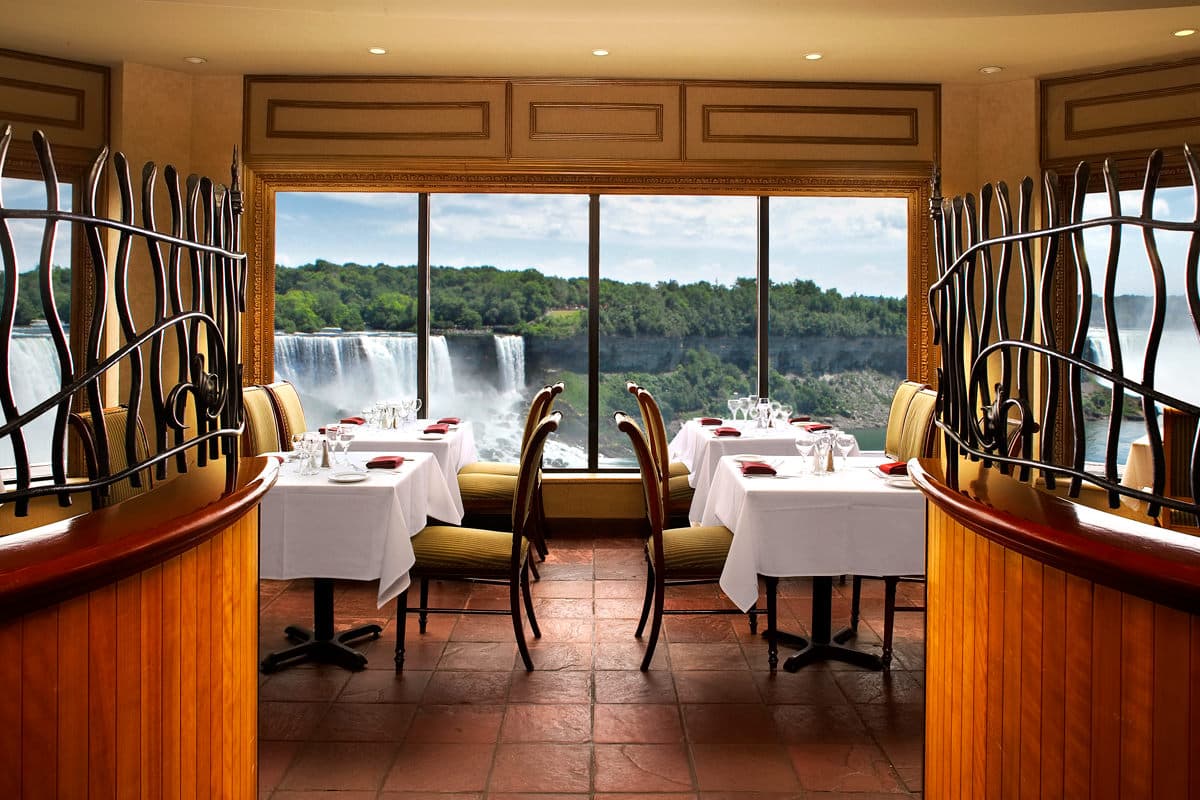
[423,423,450,434]
[437,416,461,425]
[340,416,366,425]
[698,417,723,426]
[803,423,832,432]
[713,426,741,437]
[878,460,908,476]
[789,415,812,423]
[366,455,405,469]
[739,460,776,476]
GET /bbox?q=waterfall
[2,330,63,468]
[494,334,525,395]
[1083,325,1200,404]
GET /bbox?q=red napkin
[713,426,741,437]
[437,417,461,425]
[878,460,908,476]
[740,460,776,476]
[366,455,405,469]
[789,415,811,423]
[698,417,723,426]
[423,423,449,434]
[340,416,366,425]
[803,423,832,432]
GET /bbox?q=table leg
[777,576,883,672]
[260,578,382,673]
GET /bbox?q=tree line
[274,260,907,338]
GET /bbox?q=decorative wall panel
[0,49,108,151]
[510,81,680,160]
[1042,57,1200,167]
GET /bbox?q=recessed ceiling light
[1174,28,1197,37]
[592,49,609,56]
[804,52,823,61]
[183,56,207,65]
[979,65,1003,75]
[368,47,388,55]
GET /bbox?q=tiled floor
[258,535,925,799]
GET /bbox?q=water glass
[755,398,771,428]
[324,424,341,464]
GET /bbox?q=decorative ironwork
[0,125,246,517]
[929,146,1200,519]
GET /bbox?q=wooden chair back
[510,411,561,555]
[885,380,927,459]
[634,388,671,484]
[896,387,938,462]
[615,411,667,557]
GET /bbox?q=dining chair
[395,411,561,672]
[67,405,155,508]
[883,379,928,459]
[630,386,694,526]
[627,382,690,479]
[241,384,283,456]
[264,380,307,447]
[615,411,772,670]
[457,381,563,563]
[850,385,938,667]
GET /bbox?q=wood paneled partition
[0,458,276,799]
[915,457,1200,799]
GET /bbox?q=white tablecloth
[338,420,477,518]
[698,455,926,611]
[1121,435,1153,491]
[260,451,462,607]
[669,419,861,523]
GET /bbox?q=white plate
[418,433,444,440]
[328,471,368,483]
[884,475,918,489]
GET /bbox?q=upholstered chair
[241,385,283,456]
[883,379,927,460]
[396,412,561,672]
[264,380,307,447]
[67,406,154,508]
[627,381,689,479]
[632,387,693,526]
[615,411,772,670]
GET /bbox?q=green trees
[10,267,71,326]
[271,260,906,337]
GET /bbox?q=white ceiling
[3,0,1200,83]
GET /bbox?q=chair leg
[521,560,541,638]
[394,588,408,673]
[511,565,535,671]
[850,575,863,633]
[639,576,666,672]
[765,576,779,671]
[528,554,540,582]
[635,558,654,638]
[882,576,898,670]
[418,577,430,634]
[533,487,550,559]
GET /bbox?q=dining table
[669,418,862,523]
[699,454,925,671]
[334,419,477,518]
[258,450,462,672]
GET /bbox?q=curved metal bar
[0,125,32,510]
[1067,161,1092,498]
[1100,159,1127,506]
[1138,150,1168,517]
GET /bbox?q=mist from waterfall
[2,331,63,468]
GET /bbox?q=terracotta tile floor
[259,535,925,798]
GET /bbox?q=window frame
[246,170,933,471]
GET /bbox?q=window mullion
[757,195,770,397]
[588,193,600,471]
[417,192,430,413]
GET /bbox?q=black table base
[767,576,883,672]
[260,578,381,673]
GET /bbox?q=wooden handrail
[0,455,279,621]
[911,456,1200,614]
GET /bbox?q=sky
[4,177,74,271]
[275,191,912,298]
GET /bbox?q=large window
[271,189,913,469]
[1079,184,1198,463]
[598,195,757,465]
[768,197,909,452]
[1,177,73,470]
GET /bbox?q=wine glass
[726,397,738,422]
[339,426,356,464]
[324,424,341,465]
[411,398,423,428]
[795,432,817,474]
[834,432,856,469]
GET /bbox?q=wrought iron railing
[929,147,1200,521]
[0,125,246,517]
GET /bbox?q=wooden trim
[265,98,490,141]
[1064,84,1200,141]
[701,104,918,146]
[0,75,86,129]
[528,101,664,142]
[911,457,1200,614]
[0,457,279,621]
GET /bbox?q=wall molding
[701,104,918,146]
